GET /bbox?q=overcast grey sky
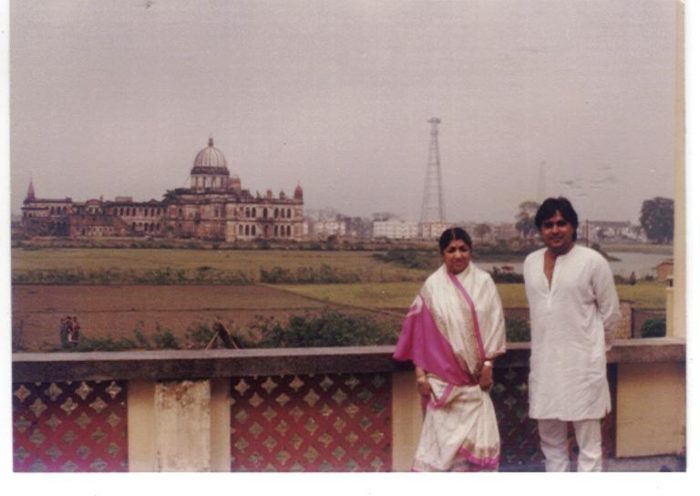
[9,0,678,223]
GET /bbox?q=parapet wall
[12,339,685,471]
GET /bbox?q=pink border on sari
[447,271,486,363]
[394,296,475,386]
[457,447,500,470]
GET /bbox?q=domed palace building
[21,138,304,242]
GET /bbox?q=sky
[9,0,679,223]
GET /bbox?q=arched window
[245,225,249,236]
[263,208,268,219]
[287,225,291,236]
[274,225,278,236]
[252,225,256,236]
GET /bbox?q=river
[479,251,671,278]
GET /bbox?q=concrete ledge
[12,338,685,383]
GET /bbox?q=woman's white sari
[394,263,506,471]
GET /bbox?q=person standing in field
[394,227,506,471]
[59,317,69,348]
[70,316,81,347]
[523,197,621,471]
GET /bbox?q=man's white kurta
[524,245,620,421]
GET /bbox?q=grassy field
[13,247,666,307]
[11,247,431,283]
[601,243,673,255]
[276,282,531,309]
[278,281,666,310]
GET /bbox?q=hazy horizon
[10,0,679,223]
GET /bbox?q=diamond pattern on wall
[13,381,128,472]
[492,366,615,471]
[230,373,391,472]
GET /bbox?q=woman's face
[441,239,471,274]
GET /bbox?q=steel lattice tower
[420,117,446,223]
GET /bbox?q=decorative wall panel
[13,381,128,472]
[230,373,391,471]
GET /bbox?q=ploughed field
[12,284,363,351]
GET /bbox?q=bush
[76,335,136,352]
[490,267,524,283]
[259,265,362,284]
[153,325,179,349]
[246,310,398,348]
[640,318,666,338]
[184,322,216,347]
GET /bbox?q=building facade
[21,138,304,242]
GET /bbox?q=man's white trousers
[537,418,603,472]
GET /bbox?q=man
[523,197,620,472]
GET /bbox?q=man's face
[540,210,575,255]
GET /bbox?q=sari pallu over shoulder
[394,264,503,382]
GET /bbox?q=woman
[394,227,506,471]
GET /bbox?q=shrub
[76,335,136,352]
[640,318,666,338]
[259,265,362,284]
[153,325,179,349]
[185,322,216,347]
[247,310,397,348]
[490,267,524,283]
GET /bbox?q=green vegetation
[640,318,666,338]
[279,281,665,310]
[12,248,427,284]
[260,265,364,284]
[240,310,398,348]
[278,282,531,309]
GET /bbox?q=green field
[277,281,665,310]
[11,247,432,284]
[12,247,666,309]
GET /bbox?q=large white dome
[192,138,228,170]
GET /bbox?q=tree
[515,201,540,239]
[639,197,673,244]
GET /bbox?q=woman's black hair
[534,197,579,241]
[438,227,472,253]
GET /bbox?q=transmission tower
[420,117,446,223]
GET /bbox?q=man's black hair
[534,197,579,242]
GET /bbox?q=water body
[479,251,671,278]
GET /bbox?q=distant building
[655,259,674,283]
[491,222,519,241]
[418,221,452,240]
[311,218,347,238]
[372,219,419,239]
[584,220,646,243]
[20,138,304,242]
